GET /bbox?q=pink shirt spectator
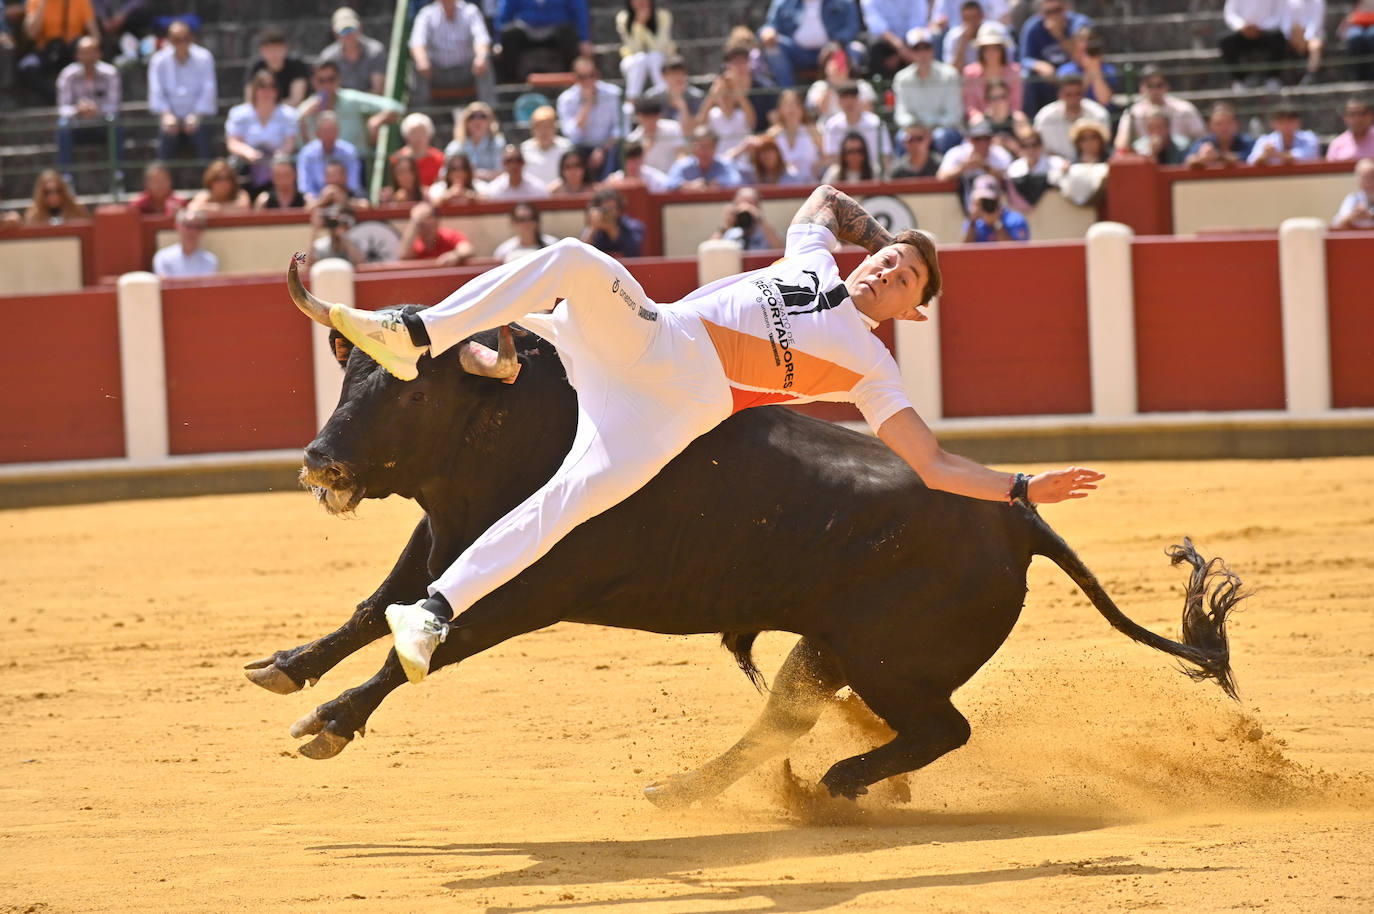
[962,61,1022,117]
[1326,129,1374,162]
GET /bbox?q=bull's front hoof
[290,708,325,739]
[299,729,352,760]
[642,774,702,810]
[819,773,869,801]
[244,658,303,695]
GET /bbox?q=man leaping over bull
[312,185,1105,683]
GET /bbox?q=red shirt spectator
[129,163,187,216]
[399,201,473,266]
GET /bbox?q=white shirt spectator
[822,110,896,172]
[1224,0,1288,31]
[56,59,121,119]
[806,78,876,119]
[937,139,1014,178]
[153,244,219,277]
[1332,188,1374,229]
[482,171,552,200]
[409,0,490,68]
[1286,0,1324,41]
[147,42,218,119]
[494,233,560,262]
[891,60,964,129]
[1033,97,1111,159]
[520,134,575,186]
[627,119,685,173]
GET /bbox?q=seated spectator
[703,71,757,161]
[247,27,310,107]
[18,0,98,103]
[936,120,1013,201]
[296,61,403,159]
[483,144,550,199]
[581,188,644,258]
[1326,98,1374,162]
[892,31,963,154]
[643,54,705,129]
[616,0,674,100]
[931,0,1012,37]
[601,139,671,191]
[1185,101,1255,168]
[1247,105,1321,164]
[1006,128,1066,207]
[548,148,593,194]
[429,152,481,205]
[445,101,505,182]
[24,170,89,224]
[398,201,472,264]
[1132,109,1190,165]
[769,88,825,181]
[93,0,155,60]
[1019,0,1092,116]
[1069,117,1110,162]
[721,35,780,127]
[888,123,943,178]
[821,130,874,182]
[1287,0,1325,84]
[494,201,559,262]
[861,0,927,80]
[380,153,425,204]
[308,161,371,210]
[55,36,122,181]
[1342,1,1374,81]
[298,112,362,200]
[320,6,386,94]
[226,71,299,195]
[757,0,859,88]
[711,186,784,249]
[965,26,1023,117]
[392,112,446,189]
[147,20,216,162]
[255,154,307,209]
[1331,157,1374,230]
[825,82,896,172]
[627,97,686,175]
[520,106,575,188]
[307,204,363,266]
[742,134,804,184]
[495,0,591,83]
[1220,0,1288,90]
[1113,66,1204,154]
[1055,27,1116,107]
[130,161,186,215]
[962,173,1028,242]
[153,207,217,276]
[944,1,989,68]
[188,158,252,213]
[970,79,1030,156]
[666,126,744,190]
[409,0,493,108]
[1032,72,1109,160]
[805,41,875,120]
[557,56,623,180]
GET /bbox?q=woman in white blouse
[703,70,756,162]
[616,0,676,99]
[768,88,826,181]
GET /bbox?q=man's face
[415,205,438,238]
[846,244,930,323]
[1210,110,1237,138]
[838,92,860,115]
[1042,1,1066,27]
[598,196,620,220]
[663,66,687,89]
[76,37,99,66]
[574,61,598,86]
[969,134,993,157]
[904,128,931,158]
[259,41,287,69]
[1142,75,1167,104]
[179,216,206,246]
[168,24,192,54]
[913,43,934,64]
[1273,114,1300,141]
[317,118,339,145]
[1344,104,1372,135]
[313,67,339,96]
[504,151,524,179]
[961,3,983,26]
[530,115,555,141]
[1058,84,1084,108]
[693,135,716,164]
[1357,163,1374,196]
[325,163,348,188]
[1146,116,1170,140]
[635,110,660,133]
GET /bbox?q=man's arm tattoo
[791,184,894,253]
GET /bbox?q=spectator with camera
[1326,98,1374,162]
[153,207,218,277]
[319,6,386,94]
[581,188,644,258]
[399,201,472,264]
[55,35,122,182]
[308,204,364,266]
[1248,105,1320,164]
[962,173,1028,242]
[1331,157,1374,230]
[1055,26,1115,106]
[147,20,216,163]
[711,186,783,250]
[1185,102,1255,168]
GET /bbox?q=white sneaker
[386,601,449,683]
[329,305,427,381]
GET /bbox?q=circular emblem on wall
[348,220,403,263]
[861,195,917,233]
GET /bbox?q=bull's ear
[329,329,353,368]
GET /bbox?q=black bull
[246,314,1244,804]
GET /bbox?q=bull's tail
[721,631,766,692]
[1034,520,1245,700]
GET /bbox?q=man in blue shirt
[1184,102,1255,168]
[496,0,591,83]
[1019,0,1091,116]
[555,55,624,179]
[665,127,743,191]
[1247,105,1321,165]
[296,111,363,198]
[961,174,1029,242]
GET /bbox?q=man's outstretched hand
[1030,467,1105,503]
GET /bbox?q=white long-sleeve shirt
[147,44,218,118]
[1224,0,1288,32]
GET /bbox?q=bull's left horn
[459,325,521,384]
[287,252,335,327]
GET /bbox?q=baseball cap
[967,120,994,138]
[332,7,361,33]
[971,174,1001,200]
[906,27,934,49]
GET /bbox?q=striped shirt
[409,1,490,68]
[56,60,121,119]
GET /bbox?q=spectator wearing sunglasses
[1113,65,1203,154]
[888,124,942,178]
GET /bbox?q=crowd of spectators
[2,0,1373,256]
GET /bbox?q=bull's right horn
[287,252,335,327]
[459,325,521,384]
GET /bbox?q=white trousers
[419,238,732,612]
[620,50,666,99]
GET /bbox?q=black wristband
[1009,472,1031,504]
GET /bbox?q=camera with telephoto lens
[321,206,355,231]
[733,207,755,232]
[978,197,999,214]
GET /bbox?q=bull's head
[286,256,547,515]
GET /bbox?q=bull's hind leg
[818,689,970,801]
[644,637,846,809]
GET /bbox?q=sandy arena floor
[2,457,1372,913]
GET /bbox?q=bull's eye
[407,389,428,405]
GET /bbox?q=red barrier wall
[1326,233,1374,408]
[0,288,124,463]
[1132,236,1286,412]
[937,242,1092,418]
[160,276,317,454]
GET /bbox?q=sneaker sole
[395,649,430,684]
[329,304,421,381]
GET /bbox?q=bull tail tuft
[1034,520,1246,700]
[721,631,766,692]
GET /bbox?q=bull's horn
[287,252,335,327]
[459,325,521,384]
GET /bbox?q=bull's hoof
[290,708,325,739]
[299,729,352,760]
[819,772,869,801]
[243,658,303,695]
[642,774,703,810]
